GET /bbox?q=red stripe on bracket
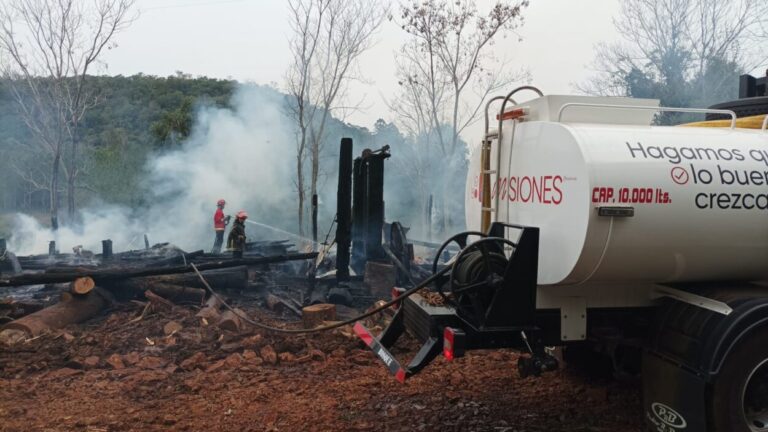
[353,322,374,346]
[395,368,406,383]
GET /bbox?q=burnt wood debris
[0,138,433,349]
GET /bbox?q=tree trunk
[297,149,306,237]
[50,151,61,230]
[196,294,222,321]
[311,193,318,248]
[66,130,77,221]
[66,173,75,221]
[2,289,107,337]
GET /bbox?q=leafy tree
[581,0,768,122]
[151,97,194,146]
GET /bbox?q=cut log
[218,308,246,332]
[196,295,222,322]
[70,277,95,295]
[0,253,318,287]
[302,303,336,329]
[1,290,108,338]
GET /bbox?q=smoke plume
[9,85,301,255]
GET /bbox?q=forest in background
[0,73,465,242]
[0,73,233,212]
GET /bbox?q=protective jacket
[214,208,226,231]
[227,219,246,252]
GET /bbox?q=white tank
[466,97,768,285]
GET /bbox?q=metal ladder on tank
[480,86,544,233]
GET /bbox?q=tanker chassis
[355,86,768,432]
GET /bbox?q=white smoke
[8,84,300,255]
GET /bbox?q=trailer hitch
[353,303,445,383]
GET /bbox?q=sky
[101,0,623,142]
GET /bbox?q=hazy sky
[101,0,622,141]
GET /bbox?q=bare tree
[286,0,385,236]
[0,0,135,227]
[385,43,447,236]
[391,0,528,234]
[286,0,327,236]
[580,0,768,108]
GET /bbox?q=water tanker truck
[354,79,768,432]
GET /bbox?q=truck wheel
[710,329,768,431]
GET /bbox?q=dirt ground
[0,300,644,432]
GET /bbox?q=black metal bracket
[355,223,542,381]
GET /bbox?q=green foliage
[0,73,235,212]
[151,97,194,145]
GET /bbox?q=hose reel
[431,231,517,327]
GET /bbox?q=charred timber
[103,267,247,299]
[336,138,353,281]
[0,253,318,287]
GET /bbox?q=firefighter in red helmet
[211,199,230,253]
[227,210,248,258]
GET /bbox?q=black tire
[710,328,768,432]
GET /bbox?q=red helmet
[217,199,226,206]
[236,210,248,220]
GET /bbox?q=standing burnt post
[48,241,56,257]
[101,239,113,260]
[350,145,391,274]
[336,138,353,282]
[351,156,367,274]
[365,150,387,260]
[312,194,319,248]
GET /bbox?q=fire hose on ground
[190,262,450,335]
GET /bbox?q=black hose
[191,263,450,335]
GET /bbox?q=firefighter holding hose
[211,199,231,253]
[227,210,248,258]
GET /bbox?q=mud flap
[643,351,707,432]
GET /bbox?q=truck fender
[700,298,768,377]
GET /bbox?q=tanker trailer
[354,86,768,432]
